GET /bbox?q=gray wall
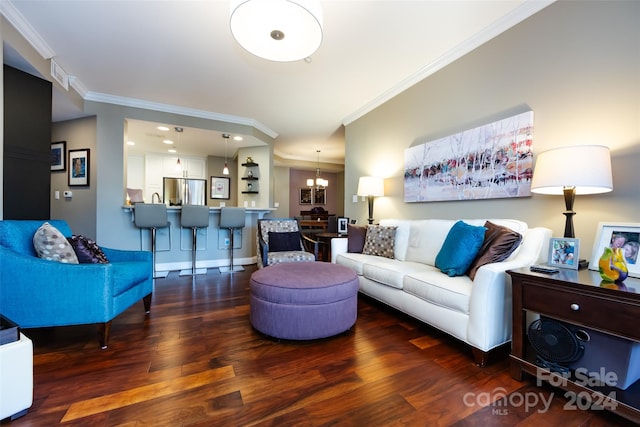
[344,0,640,255]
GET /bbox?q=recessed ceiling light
[127,141,135,146]
[157,126,170,131]
[168,148,177,153]
[233,136,243,141]
[163,139,174,145]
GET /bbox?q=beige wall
[344,0,640,256]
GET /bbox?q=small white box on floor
[0,332,33,420]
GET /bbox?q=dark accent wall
[3,65,52,219]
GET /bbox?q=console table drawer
[522,285,640,340]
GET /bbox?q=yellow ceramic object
[599,247,629,283]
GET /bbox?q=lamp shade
[230,0,323,62]
[530,145,613,195]
[357,176,384,197]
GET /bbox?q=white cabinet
[162,157,206,179]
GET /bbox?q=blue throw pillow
[435,221,487,277]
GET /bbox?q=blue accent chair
[0,220,153,349]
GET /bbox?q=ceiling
[2,0,552,171]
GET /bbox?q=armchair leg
[143,293,152,314]
[98,321,112,350]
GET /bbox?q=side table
[0,332,33,420]
[508,267,640,423]
[316,232,347,262]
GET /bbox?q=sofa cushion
[363,259,436,289]
[33,222,79,264]
[362,225,397,259]
[379,219,411,261]
[403,271,472,314]
[404,220,456,266]
[269,231,301,252]
[466,221,523,280]
[435,221,486,277]
[347,224,367,253]
[67,234,110,264]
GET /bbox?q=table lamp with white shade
[357,176,384,225]
[530,145,613,239]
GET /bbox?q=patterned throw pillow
[362,225,397,259]
[67,234,110,264]
[33,222,79,264]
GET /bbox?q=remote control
[529,265,559,274]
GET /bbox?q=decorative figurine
[598,246,628,283]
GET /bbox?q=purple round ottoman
[250,262,359,340]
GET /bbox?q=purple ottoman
[250,262,359,340]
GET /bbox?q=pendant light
[308,149,328,190]
[222,133,230,175]
[175,127,183,172]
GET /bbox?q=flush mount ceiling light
[230,0,323,62]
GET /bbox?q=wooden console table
[508,267,640,423]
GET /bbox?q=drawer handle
[570,303,580,311]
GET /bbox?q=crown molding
[84,91,278,139]
[341,0,555,126]
[1,0,55,59]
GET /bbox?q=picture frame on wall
[51,141,66,171]
[299,188,312,205]
[548,237,580,270]
[210,176,230,199]
[589,222,640,278]
[314,188,326,205]
[68,149,90,186]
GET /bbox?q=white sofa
[332,218,551,366]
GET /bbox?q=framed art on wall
[68,149,90,186]
[210,176,230,199]
[314,188,326,205]
[51,141,66,171]
[589,222,640,278]
[548,237,580,270]
[299,188,312,205]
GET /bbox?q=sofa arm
[466,226,552,351]
[331,238,348,263]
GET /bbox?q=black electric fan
[528,318,585,373]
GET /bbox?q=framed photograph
[51,141,66,171]
[299,188,312,205]
[589,222,640,278]
[210,176,230,199]
[314,188,326,205]
[337,217,349,235]
[68,149,90,186]
[548,237,580,269]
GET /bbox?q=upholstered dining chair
[256,218,318,268]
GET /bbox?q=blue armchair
[0,220,153,349]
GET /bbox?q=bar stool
[179,205,210,276]
[134,203,170,279]
[219,207,246,273]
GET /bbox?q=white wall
[344,1,640,255]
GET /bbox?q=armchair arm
[301,233,319,260]
[0,246,116,327]
[101,247,152,263]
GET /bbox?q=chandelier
[229,0,323,62]
[307,150,328,190]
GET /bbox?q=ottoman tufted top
[250,262,358,305]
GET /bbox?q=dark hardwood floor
[5,265,635,426]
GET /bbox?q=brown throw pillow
[347,224,367,253]
[467,221,523,280]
